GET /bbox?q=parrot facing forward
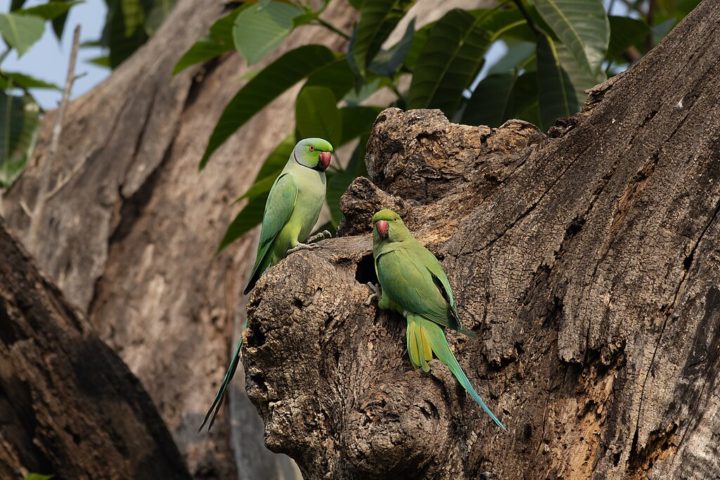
[200,137,333,430]
[370,209,506,429]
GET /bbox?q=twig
[27,25,81,246]
[512,0,541,37]
[315,17,350,40]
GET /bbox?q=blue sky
[1,0,109,108]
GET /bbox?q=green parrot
[370,209,506,429]
[200,137,333,430]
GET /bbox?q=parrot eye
[309,145,315,152]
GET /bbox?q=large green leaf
[403,22,432,71]
[509,71,540,126]
[121,0,144,37]
[462,73,516,127]
[339,106,381,144]
[233,1,305,65]
[295,86,342,147]
[487,40,535,75]
[304,57,355,100]
[173,7,242,75]
[18,1,81,20]
[237,134,295,202]
[218,192,269,252]
[0,13,44,56]
[367,17,415,76]
[200,45,337,169]
[555,42,596,104]
[0,72,61,90]
[536,34,578,130]
[326,137,367,226]
[407,9,493,115]
[607,15,649,62]
[532,0,609,81]
[350,0,413,74]
[0,93,39,188]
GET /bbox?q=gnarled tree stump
[243,2,720,478]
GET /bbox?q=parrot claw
[307,230,332,244]
[288,242,318,254]
[365,282,380,305]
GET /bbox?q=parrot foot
[308,230,332,243]
[365,282,380,306]
[287,242,318,254]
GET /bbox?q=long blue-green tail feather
[410,315,506,430]
[199,339,243,431]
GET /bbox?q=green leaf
[555,42,595,104]
[0,93,39,188]
[403,22,431,71]
[407,9,493,115]
[173,39,228,75]
[172,7,242,75]
[295,86,341,148]
[17,1,81,21]
[232,1,305,65]
[10,0,27,11]
[304,57,355,100]
[536,34,578,130]
[86,55,111,68]
[368,18,415,76]
[339,106,380,144]
[607,16,649,61]
[121,0,144,37]
[102,0,149,68]
[326,137,367,225]
[509,71,540,126]
[350,0,413,74]
[0,71,61,90]
[532,0,609,81]
[487,40,535,75]
[462,73,516,127]
[218,192,269,252]
[200,45,337,169]
[238,134,296,203]
[0,13,44,57]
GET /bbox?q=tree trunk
[1,1,356,478]
[0,220,190,480]
[243,2,720,479]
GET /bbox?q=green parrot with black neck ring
[370,208,506,429]
[200,137,333,431]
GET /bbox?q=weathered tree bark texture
[244,2,720,479]
[0,220,190,480]
[1,1,355,477]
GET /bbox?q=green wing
[376,244,452,329]
[244,173,297,294]
[415,245,474,336]
[376,241,475,336]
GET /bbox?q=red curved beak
[376,220,389,239]
[318,151,332,171]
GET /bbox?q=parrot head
[372,209,411,243]
[294,138,333,171]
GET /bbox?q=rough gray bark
[1,1,355,478]
[244,2,720,479]
[0,219,190,480]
